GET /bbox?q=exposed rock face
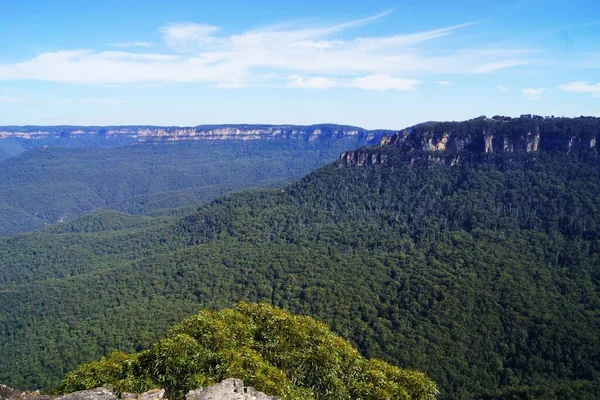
[0,125,391,144]
[120,390,165,400]
[0,386,116,400]
[56,388,117,400]
[0,382,276,400]
[338,151,387,167]
[0,385,54,400]
[185,379,278,400]
[378,129,550,155]
[340,115,600,167]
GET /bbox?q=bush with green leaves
[59,302,438,400]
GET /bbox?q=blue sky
[0,0,599,129]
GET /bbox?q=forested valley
[1,117,599,399]
[0,136,374,236]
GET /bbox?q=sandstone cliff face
[0,125,389,144]
[340,116,600,167]
[376,129,546,154]
[337,150,388,167]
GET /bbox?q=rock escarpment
[0,381,278,400]
[340,115,600,166]
[0,124,390,144]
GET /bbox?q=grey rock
[0,385,53,400]
[1,380,276,400]
[0,386,120,400]
[185,379,279,400]
[119,389,165,400]
[55,388,117,400]
[132,390,165,400]
[0,385,25,400]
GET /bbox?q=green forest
[1,118,599,399]
[0,137,369,236]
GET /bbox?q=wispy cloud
[0,12,533,90]
[286,74,420,91]
[0,96,19,103]
[436,80,452,85]
[558,81,600,96]
[497,85,509,92]
[473,59,530,73]
[350,75,420,91]
[286,75,338,89]
[161,23,221,51]
[109,41,153,48]
[54,97,130,104]
[522,88,546,100]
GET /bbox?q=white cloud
[285,74,420,91]
[497,85,509,92]
[293,40,344,49]
[473,59,529,73]
[0,50,245,85]
[286,75,338,89]
[436,80,452,85]
[0,96,19,103]
[522,88,546,100]
[558,81,600,96]
[55,98,130,104]
[109,41,153,48]
[350,75,420,91]
[93,51,179,61]
[0,13,533,90]
[355,22,479,48]
[161,23,221,50]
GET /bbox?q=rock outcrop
[120,390,165,400]
[0,386,116,400]
[340,115,600,167]
[185,379,278,400]
[0,382,277,400]
[56,388,117,400]
[0,124,391,144]
[337,150,388,167]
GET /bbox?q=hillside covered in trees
[0,135,376,236]
[1,116,599,399]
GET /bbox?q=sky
[0,0,599,129]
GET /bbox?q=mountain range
[0,124,391,161]
[0,124,390,236]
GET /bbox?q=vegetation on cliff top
[58,302,437,400]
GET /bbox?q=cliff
[0,124,392,144]
[340,115,600,166]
